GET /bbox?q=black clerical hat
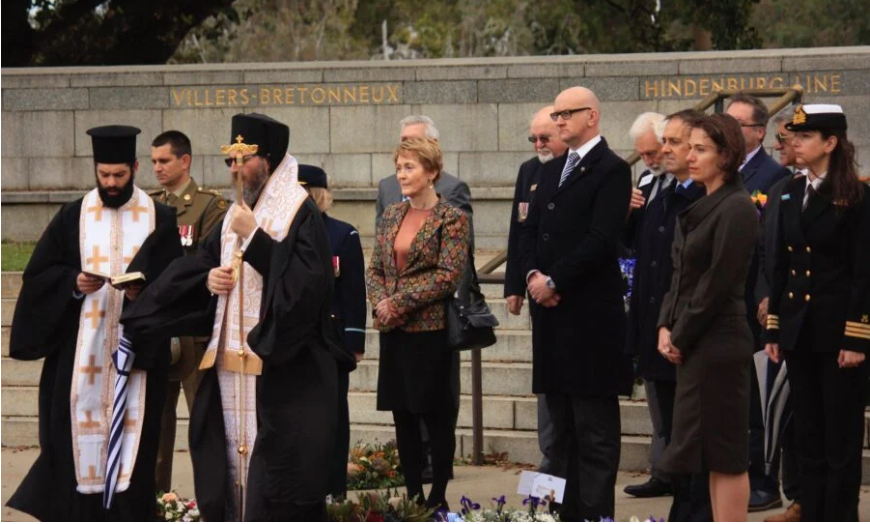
[87,125,141,164]
[227,113,290,173]
[786,104,847,132]
[298,164,328,189]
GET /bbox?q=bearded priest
[121,113,353,521]
[6,125,183,520]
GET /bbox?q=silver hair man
[398,115,440,141]
[629,112,666,175]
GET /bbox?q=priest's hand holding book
[78,270,146,299]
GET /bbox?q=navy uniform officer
[298,164,366,499]
[148,130,227,493]
[764,104,870,522]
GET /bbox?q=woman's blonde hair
[393,136,443,184]
[308,187,333,213]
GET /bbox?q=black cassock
[122,198,354,521]
[7,197,181,521]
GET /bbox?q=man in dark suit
[623,111,698,500]
[504,105,567,474]
[374,115,471,482]
[520,86,631,521]
[727,93,792,512]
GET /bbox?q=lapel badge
[333,256,341,277]
[518,202,529,222]
[530,183,538,192]
[178,225,195,247]
[781,194,791,201]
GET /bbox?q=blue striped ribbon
[103,335,134,510]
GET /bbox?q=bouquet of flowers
[347,440,405,491]
[327,490,434,522]
[440,495,558,522]
[619,258,637,313]
[156,491,201,522]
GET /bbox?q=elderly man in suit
[520,87,631,521]
[727,93,792,512]
[504,105,567,475]
[374,114,472,482]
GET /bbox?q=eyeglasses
[549,107,591,122]
[224,155,255,168]
[775,133,794,145]
[528,135,552,144]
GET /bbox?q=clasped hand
[657,327,683,365]
[375,298,404,327]
[527,273,561,308]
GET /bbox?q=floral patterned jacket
[366,200,470,332]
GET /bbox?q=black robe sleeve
[10,201,83,361]
[247,201,356,372]
[120,215,221,345]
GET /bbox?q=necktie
[559,152,580,188]
[803,184,815,211]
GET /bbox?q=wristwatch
[545,277,556,290]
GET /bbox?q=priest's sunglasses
[224,155,255,168]
[775,132,794,145]
[550,107,591,122]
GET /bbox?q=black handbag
[446,252,499,351]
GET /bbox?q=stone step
[1,272,22,299]
[0,385,655,435]
[2,298,14,326]
[350,360,533,397]
[2,327,9,357]
[362,329,532,363]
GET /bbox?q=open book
[82,270,146,290]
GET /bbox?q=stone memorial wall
[2,47,869,248]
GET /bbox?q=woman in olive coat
[657,113,759,521]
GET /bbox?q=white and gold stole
[199,154,308,517]
[70,187,155,494]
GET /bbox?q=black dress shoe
[623,477,673,498]
[749,489,783,512]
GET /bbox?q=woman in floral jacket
[365,137,470,511]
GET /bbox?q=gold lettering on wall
[170,84,403,108]
[641,73,843,99]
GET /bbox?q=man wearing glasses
[726,93,791,513]
[520,87,632,521]
[504,105,566,476]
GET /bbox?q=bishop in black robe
[6,196,181,521]
[121,196,353,521]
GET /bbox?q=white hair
[771,106,796,126]
[629,112,666,143]
[399,115,440,140]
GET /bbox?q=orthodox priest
[121,113,351,521]
[6,126,182,521]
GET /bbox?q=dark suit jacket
[658,180,759,353]
[504,156,543,297]
[766,177,870,354]
[519,138,632,396]
[742,147,790,195]
[755,174,793,304]
[324,214,367,356]
[627,179,705,382]
[623,169,670,256]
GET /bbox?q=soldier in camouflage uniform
[149,130,227,492]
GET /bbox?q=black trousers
[647,380,676,483]
[393,405,455,507]
[328,370,351,498]
[780,417,801,502]
[546,393,620,521]
[784,350,867,521]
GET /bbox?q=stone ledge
[0,187,516,204]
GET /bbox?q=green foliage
[1,243,35,272]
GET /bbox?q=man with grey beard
[504,105,567,473]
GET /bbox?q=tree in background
[2,0,867,67]
[2,0,235,67]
